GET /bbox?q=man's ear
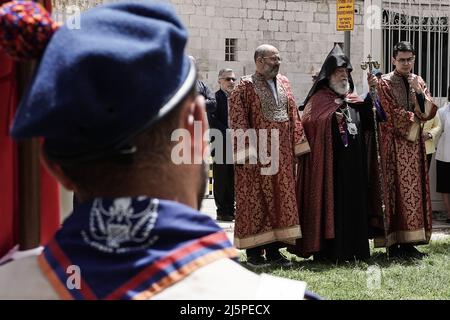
[181,94,208,162]
[40,148,76,191]
[192,94,207,129]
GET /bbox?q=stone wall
[167,0,366,104]
[53,0,367,103]
[49,0,445,210]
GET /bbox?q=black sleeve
[199,81,217,113]
[212,91,228,132]
[214,114,228,132]
[358,94,376,131]
[357,93,387,131]
[416,92,425,113]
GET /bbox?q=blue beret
[11,1,196,162]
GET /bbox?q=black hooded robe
[318,97,373,261]
[292,45,380,261]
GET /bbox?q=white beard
[329,79,350,96]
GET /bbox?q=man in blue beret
[0,1,308,300]
[209,68,237,222]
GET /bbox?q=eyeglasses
[220,77,236,82]
[396,57,415,65]
[262,55,282,62]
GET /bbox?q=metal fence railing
[382,0,450,105]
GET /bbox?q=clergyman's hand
[367,73,378,88]
[408,74,423,94]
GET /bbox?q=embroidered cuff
[406,119,420,142]
[414,97,437,121]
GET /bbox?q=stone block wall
[168,0,366,104]
[52,0,366,105]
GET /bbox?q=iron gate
[382,0,450,105]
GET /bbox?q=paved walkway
[200,197,235,243]
[200,198,450,244]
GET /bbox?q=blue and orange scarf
[38,197,238,300]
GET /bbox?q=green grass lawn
[246,238,450,300]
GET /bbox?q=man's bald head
[254,44,278,62]
[254,44,281,80]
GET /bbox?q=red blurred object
[0,0,59,258]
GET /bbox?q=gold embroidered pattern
[388,72,415,112]
[250,73,289,122]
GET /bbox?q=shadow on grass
[240,240,450,273]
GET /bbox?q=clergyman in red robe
[376,41,437,258]
[229,44,309,267]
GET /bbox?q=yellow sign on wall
[336,0,354,31]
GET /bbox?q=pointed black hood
[300,44,355,110]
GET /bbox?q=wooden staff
[361,54,389,257]
[16,60,41,250]
[17,0,52,250]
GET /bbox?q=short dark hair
[57,86,197,197]
[393,41,415,58]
